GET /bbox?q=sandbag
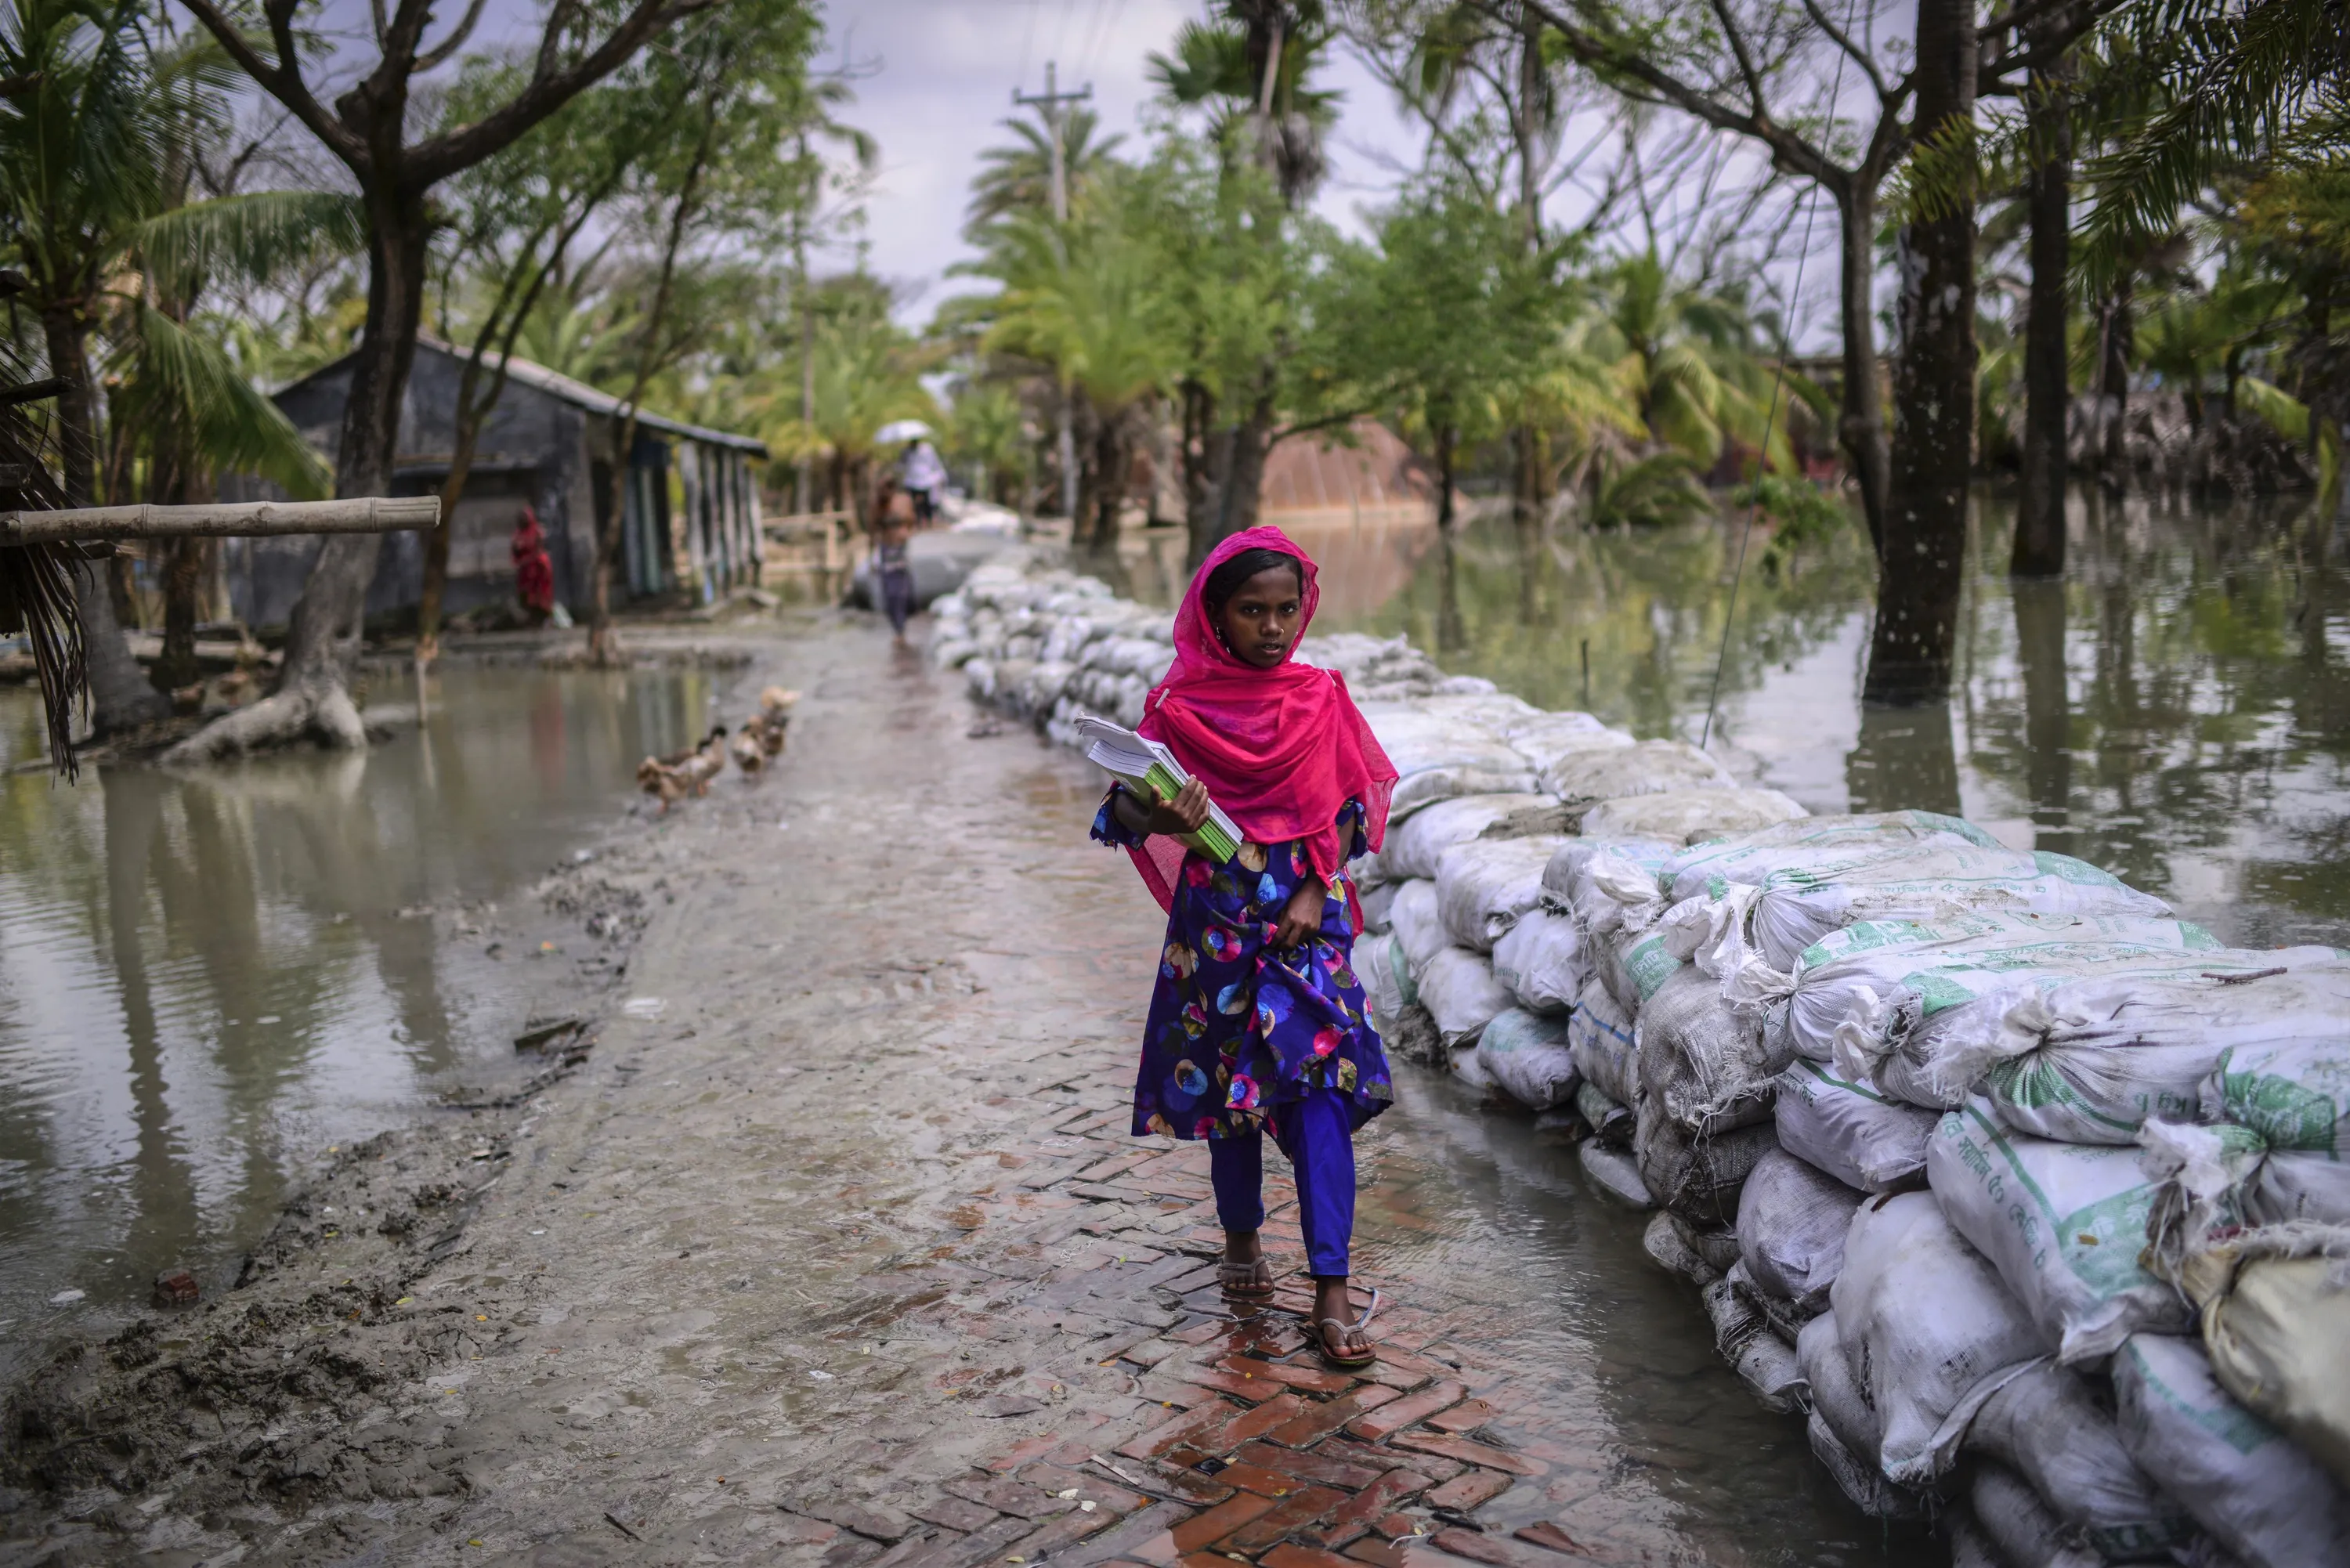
[1578,786,1806,844]
[1828,1191,2051,1485]
[1388,880,1448,975]
[1663,809,2001,904]
[1773,1059,1938,1194]
[2247,1150,2350,1225]
[2200,1241,2350,1489]
[1435,835,1571,952]
[1636,963,1781,1135]
[1489,908,1583,1014]
[1542,738,1732,807]
[1356,878,1401,934]
[1574,1080,1632,1145]
[1356,931,1415,1024]
[1744,847,2174,972]
[1451,1038,1496,1089]
[1641,1209,1720,1286]
[1969,1462,2102,1568]
[1784,912,2290,1106]
[2113,1331,2350,1568]
[1365,711,1540,818]
[2206,999,2350,1154]
[1599,927,1684,1017]
[1946,1512,2003,1568]
[1542,836,1675,937]
[1383,1001,1444,1067]
[1415,946,1513,1047]
[1928,1101,2189,1363]
[1566,978,1640,1107]
[1700,1263,1809,1414]
[1964,1359,2192,1560]
[1735,1148,1864,1310]
[1477,1007,1580,1111]
[1500,710,1632,775]
[1633,1102,1777,1226]
[1379,793,1568,882]
[1578,1140,1653,1208]
[1673,1213,1743,1276]
[1798,1310,1936,1519]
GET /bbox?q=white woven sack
[1541,837,1674,937]
[1664,810,2001,904]
[1415,945,1512,1047]
[1434,835,1570,952]
[1581,786,1806,845]
[1387,880,1448,975]
[2113,1332,2350,1568]
[1828,1191,2050,1486]
[1566,977,1640,1107]
[1489,908,1583,1014]
[1927,1101,2189,1363]
[1477,1007,1579,1110]
[1773,1059,1938,1193]
[1964,1360,2191,1560]
[1376,792,1563,883]
[1734,1147,1864,1310]
[1542,739,1730,807]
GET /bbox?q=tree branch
[1705,0,1770,120]
[173,0,361,167]
[1797,0,1893,102]
[412,0,725,183]
[415,0,493,74]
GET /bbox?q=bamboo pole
[0,496,439,544]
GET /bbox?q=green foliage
[1585,250,1794,475]
[1734,473,1852,578]
[964,107,1124,237]
[1582,449,1715,529]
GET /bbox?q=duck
[729,727,766,774]
[638,726,728,812]
[739,686,798,761]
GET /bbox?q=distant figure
[900,439,947,526]
[872,481,916,644]
[512,505,555,626]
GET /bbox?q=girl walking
[1090,527,1398,1367]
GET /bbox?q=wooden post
[0,496,439,543]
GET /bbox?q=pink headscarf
[1122,526,1397,912]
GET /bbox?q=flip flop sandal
[1315,1287,1380,1370]
[1218,1257,1277,1301]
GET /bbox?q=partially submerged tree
[167,0,737,760]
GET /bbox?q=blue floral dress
[1093,790,1395,1141]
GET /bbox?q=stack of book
[1073,714,1243,864]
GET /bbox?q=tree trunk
[45,298,168,735]
[1089,405,1126,551]
[2012,34,2073,578]
[166,188,430,763]
[1836,182,1893,553]
[153,537,208,693]
[1435,422,1458,532]
[1864,0,1977,706]
[2011,576,2071,852]
[2096,277,2133,482]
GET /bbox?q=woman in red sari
[1090,526,1398,1367]
[512,505,555,625]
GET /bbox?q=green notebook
[1073,713,1243,864]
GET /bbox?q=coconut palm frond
[0,399,88,776]
[117,302,331,497]
[132,190,366,300]
[2234,375,2310,443]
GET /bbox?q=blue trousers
[1207,1085,1356,1277]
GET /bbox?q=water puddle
[0,665,715,1376]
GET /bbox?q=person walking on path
[900,439,948,526]
[511,504,556,626]
[1090,526,1400,1369]
[870,480,917,643]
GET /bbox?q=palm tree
[964,106,1125,237]
[0,0,345,734]
[1588,251,1792,475]
[1148,1,1340,205]
[979,210,1177,547]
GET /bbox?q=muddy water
[1260,491,2348,949]
[0,666,714,1377]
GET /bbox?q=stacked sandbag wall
[928,556,2350,1566]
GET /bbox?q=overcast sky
[827,0,1430,324]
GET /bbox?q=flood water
[1123,489,2350,951]
[0,666,715,1378]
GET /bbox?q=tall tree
[2011,8,2076,576]
[414,67,645,663]
[1864,0,1976,704]
[584,0,818,659]
[168,0,731,760]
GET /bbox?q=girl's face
[1213,565,1305,669]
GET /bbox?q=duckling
[729,727,765,774]
[750,686,798,757]
[638,726,728,813]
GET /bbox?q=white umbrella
[875,419,933,443]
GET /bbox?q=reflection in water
[1296,492,2350,949]
[0,667,708,1373]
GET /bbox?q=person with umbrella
[882,419,945,526]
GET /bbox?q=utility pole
[1013,61,1090,528]
[794,130,815,517]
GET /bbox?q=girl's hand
[1271,879,1326,950]
[1144,778,1213,837]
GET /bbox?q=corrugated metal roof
[278,336,769,457]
